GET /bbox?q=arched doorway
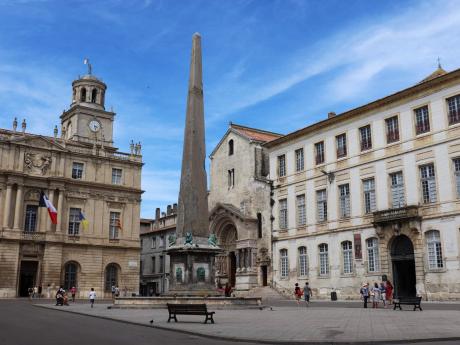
[105,263,120,292]
[63,261,79,291]
[391,235,416,297]
[216,222,237,288]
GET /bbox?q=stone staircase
[244,286,287,301]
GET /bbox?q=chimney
[155,208,161,220]
[328,112,336,119]
[161,212,166,217]
[167,205,172,215]
[173,203,178,214]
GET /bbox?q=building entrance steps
[243,286,287,301]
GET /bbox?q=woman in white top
[89,288,96,308]
[371,282,381,308]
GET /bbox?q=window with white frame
[426,230,443,269]
[68,207,81,236]
[390,172,405,208]
[319,243,329,276]
[415,105,430,134]
[112,168,122,184]
[447,95,460,125]
[279,199,288,230]
[24,205,38,232]
[280,249,289,278]
[336,133,347,158]
[420,164,437,203]
[296,194,306,226]
[315,141,325,165]
[109,211,120,239]
[339,184,350,218]
[316,189,327,222]
[453,158,460,198]
[342,241,353,274]
[295,148,304,172]
[367,237,380,272]
[71,162,84,179]
[359,125,372,151]
[385,116,399,143]
[363,178,376,214]
[278,154,286,177]
[298,246,308,276]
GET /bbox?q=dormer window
[80,88,87,102]
[91,89,97,103]
[228,139,234,155]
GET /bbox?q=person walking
[380,282,387,308]
[224,283,233,297]
[386,280,394,305]
[294,283,302,305]
[114,286,120,298]
[303,282,312,306]
[111,285,116,301]
[28,287,33,301]
[33,286,38,299]
[89,288,96,308]
[360,283,369,308]
[371,282,381,308]
[70,286,77,302]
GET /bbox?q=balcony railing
[373,206,420,225]
[21,231,46,241]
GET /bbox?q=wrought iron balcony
[373,206,421,226]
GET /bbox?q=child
[89,288,96,308]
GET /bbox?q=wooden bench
[393,296,422,311]
[167,303,215,324]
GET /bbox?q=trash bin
[331,291,337,301]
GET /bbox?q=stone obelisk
[166,33,221,296]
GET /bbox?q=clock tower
[60,70,115,146]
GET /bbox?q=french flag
[39,191,58,225]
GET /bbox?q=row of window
[63,261,118,292]
[24,205,122,239]
[72,162,123,184]
[142,255,165,274]
[277,95,460,176]
[73,87,104,104]
[141,235,166,249]
[279,230,444,278]
[277,160,458,229]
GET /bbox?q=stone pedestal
[166,236,222,296]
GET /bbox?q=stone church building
[0,71,142,298]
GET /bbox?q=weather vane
[83,58,92,75]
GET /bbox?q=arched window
[91,89,97,103]
[426,230,443,269]
[280,249,289,278]
[80,87,87,102]
[228,139,234,155]
[342,241,353,274]
[366,237,380,272]
[105,264,118,291]
[318,243,329,276]
[298,246,308,276]
[64,262,78,290]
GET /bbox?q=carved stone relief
[24,152,52,175]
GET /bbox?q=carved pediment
[11,135,67,152]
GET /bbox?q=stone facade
[0,72,142,298]
[208,123,282,291]
[139,206,177,295]
[266,66,460,300]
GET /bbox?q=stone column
[242,248,247,270]
[235,250,240,270]
[3,184,13,228]
[13,185,24,229]
[56,190,64,233]
[47,190,55,232]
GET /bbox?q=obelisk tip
[193,32,201,38]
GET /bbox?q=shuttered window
[426,230,443,269]
[390,172,405,208]
[339,184,350,218]
[279,199,288,230]
[336,133,347,158]
[315,141,325,165]
[296,194,306,226]
[342,241,353,274]
[316,189,327,222]
[453,158,460,198]
[420,164,437,203]
[363,178,376,214]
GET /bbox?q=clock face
[89,120,101,132]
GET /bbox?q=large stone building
[0,71,143,298]
[139,205,177,296]
[266,66,460,300]
[208,123,282,290]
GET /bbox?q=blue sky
[1,0,459,218]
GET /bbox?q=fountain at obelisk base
[113,34,261,307]
[165,33,222,296]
